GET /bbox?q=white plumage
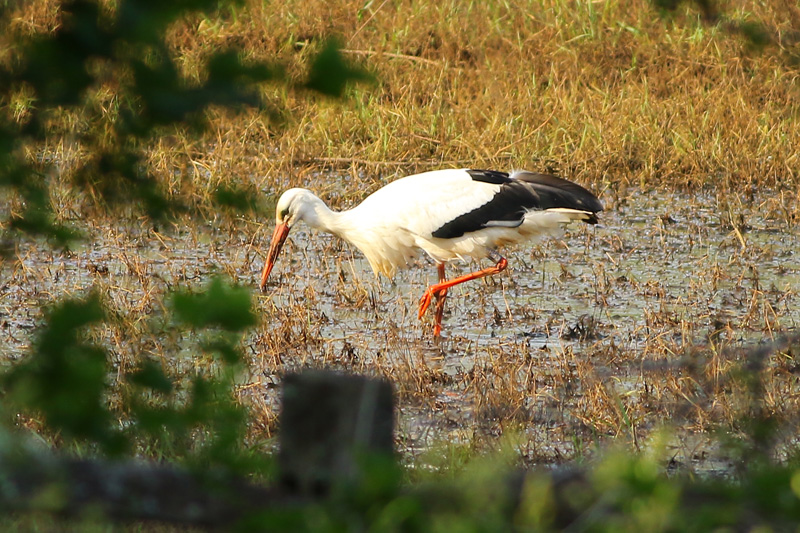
[260,168,602,336]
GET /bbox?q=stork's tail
[543,207,600,225]
[511,171,603,222]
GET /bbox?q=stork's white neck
[282,187,395,277]
[292,190,352,238]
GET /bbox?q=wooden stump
[278,371,395,496]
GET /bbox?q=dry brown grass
[155,0,800,197]
[6,0,800,210]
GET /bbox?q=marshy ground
[4,181,798,475]
[2,0,800,479]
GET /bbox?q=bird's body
[260,168,603,336]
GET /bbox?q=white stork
[259,169,603,337]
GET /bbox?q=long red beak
[259,222,290,292]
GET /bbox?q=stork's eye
[280,208,289,220]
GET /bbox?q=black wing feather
[431,169,603,239]
[466,169,510,185]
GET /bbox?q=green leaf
[127,359,174,394]
[3,293,127,456]
[304,38,372,97]
[213,185,259,212]
[172,277,256,332]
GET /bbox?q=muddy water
[259,188,798,469]
[2,188,798,472]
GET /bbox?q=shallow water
[2,187,798,472]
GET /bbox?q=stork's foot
[419,256,508,337]
[418,287,446,319]
[419,286,448,337]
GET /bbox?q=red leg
[433,263,447,337]
[418,256,509,330]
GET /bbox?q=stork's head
[259,188,311,292]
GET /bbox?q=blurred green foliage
[0,0,368,245]
[2,277,266,477]
[305,38,373,98]
[652,0,776,53]
[2,294,126,455]
[172,276,257,332]
[1,0,800,530]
